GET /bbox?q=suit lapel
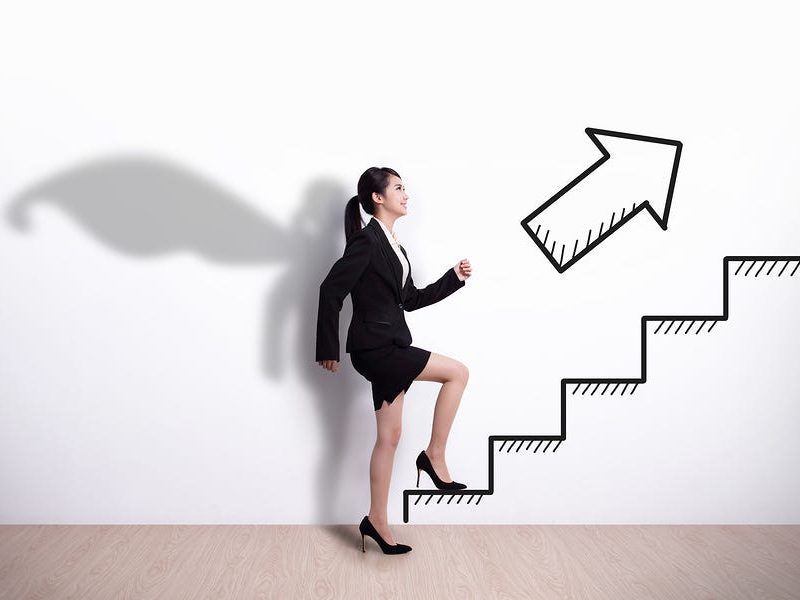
[398,244,411,293]
[368,217,403,299]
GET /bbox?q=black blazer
[316,217,465,362]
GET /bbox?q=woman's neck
[374,213,398,234]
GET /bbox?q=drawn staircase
[402,255,800,522]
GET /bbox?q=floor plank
[1,525,799,599]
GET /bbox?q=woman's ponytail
[344,195,363,242]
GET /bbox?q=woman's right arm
[315,232,372,363]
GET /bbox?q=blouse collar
[371,216,399,245]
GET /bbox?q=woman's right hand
[318,359,339,372]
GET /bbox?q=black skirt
[350,344,432,411]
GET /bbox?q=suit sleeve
[403,266,465,312]
[315,232,372,362]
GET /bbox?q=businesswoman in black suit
[316,167,472,554]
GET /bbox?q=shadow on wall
[4,154,370,525]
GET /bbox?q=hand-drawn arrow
[521,128,682,273]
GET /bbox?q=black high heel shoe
[359,515,412,554]
[416,450,467,490]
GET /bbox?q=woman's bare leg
[368,390,404,545]
[414,352,469,481]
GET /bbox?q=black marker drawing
[521,129,683,273]
[403,255,799,522]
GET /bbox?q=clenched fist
[454,259,472,282]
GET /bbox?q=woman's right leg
[414,351,469,482]
[368,390,405,545]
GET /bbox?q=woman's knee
[416,353,469,384]
[377,425,402,447]
[453,360,469,385]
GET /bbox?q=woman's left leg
[368,390,405,545]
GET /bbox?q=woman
[315,167,472,554]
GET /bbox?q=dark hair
[344,167,401,241]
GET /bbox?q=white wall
[1,0,798,524]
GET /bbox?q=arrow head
[586,129,682,229]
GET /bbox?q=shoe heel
[361,534,366,552]
[416,467,420,488]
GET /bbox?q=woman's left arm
[402,258,470,312]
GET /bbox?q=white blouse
[371,216,409,287]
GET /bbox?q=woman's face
[375,175,408,217]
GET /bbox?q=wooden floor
[1,525,799,599]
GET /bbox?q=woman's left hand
[454,259,471,282]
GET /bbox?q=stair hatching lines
[402,255,799,522]
[572,382,639,395]
[498,439,564,453]
[414,493,484,506]
[653,320,718,334]
[735,259,799,278]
